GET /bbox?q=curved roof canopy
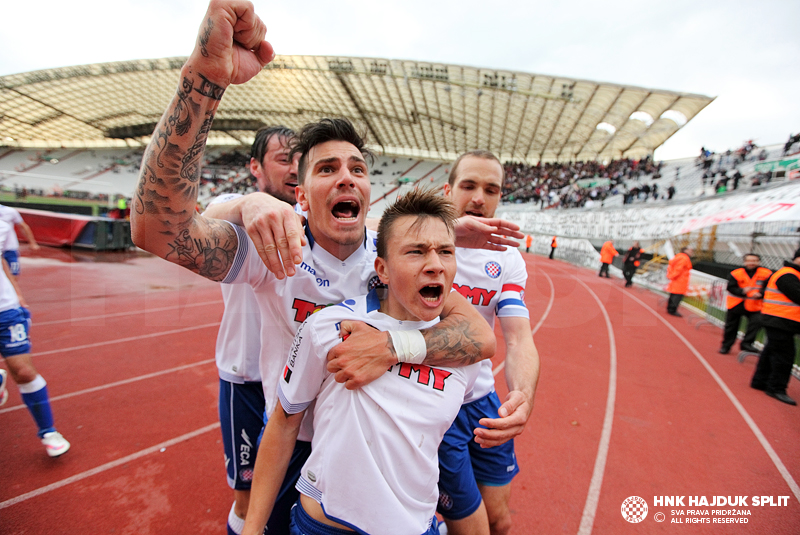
[0,56,713,163]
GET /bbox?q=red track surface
[1,248,798,534]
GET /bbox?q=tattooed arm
[326,291,495,389]
[130,0,274,281]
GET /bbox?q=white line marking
[0,423,221,510]
[575,278,618,535]
[30,322,220,357]
[34,300,222,326]
[494,270,555,377]
[0,359,215,415]
[622,288,800,505]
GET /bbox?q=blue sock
[18,375,55,438]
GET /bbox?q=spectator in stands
[667,184,676,200]
[598,240,618,278]
[666,247,694,317]
[622,241,642,288]
[719,254,771,355]
[751,248,800,406]
[0,221,69,457]
[0,204,40,278]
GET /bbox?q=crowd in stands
[501,156,663,208]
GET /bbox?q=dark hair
[447,149,502,187]
[250,125,295,164]
[793,247,800,260]
[376,188,458,258]
[743,253,761,260]
[289,118,373,185]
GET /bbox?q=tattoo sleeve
[132,65,235,281]
[419,315,490,367]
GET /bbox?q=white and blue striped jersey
[452,247,529,402]
[279,291,478,535]
[0,222,20,313]
[0,205,22,251]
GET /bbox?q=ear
[296,184,310,212]
[249,157,263,179]
[442,183,451,197]
[374,256,390,285]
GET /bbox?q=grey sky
[1,0,797,161]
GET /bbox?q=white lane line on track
[574,278,618,535]
[621,288,800,505]
[29,322,220,357]
[493,270,554,377]
[0,359,215,415]
[34,300,222,326]
[0,423,221,510]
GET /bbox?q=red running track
[1,247,798,534]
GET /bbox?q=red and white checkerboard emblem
[484,261,501,279]
[621,496,648,523]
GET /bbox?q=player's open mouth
[332,200,360,221]
[419,284,444,302]
[286,181,298,188]
[466,210,484,217]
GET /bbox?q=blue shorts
[290,497,440,535]
[437,391,520,520]
[3,250,19,277]
[0,307,31,358]
[218,379,265,490]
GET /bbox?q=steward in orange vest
[751,249,800,405]
[598,240,618,278]
[525,234,533,253]
[549,236,557,259]
[666,247,693,316]
[719,254,772,354]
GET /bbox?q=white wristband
[389,329,427,364]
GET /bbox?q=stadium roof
[0,56,714,163]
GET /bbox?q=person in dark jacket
[751,248,800,405]
[719,254,772,354]
[622,241,642,288]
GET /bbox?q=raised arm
[454,215,524,251]
[474,315,539,448]
[326,290,495,389]
[131,0,274,281]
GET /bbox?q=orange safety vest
[726,267,772,311]
[761,267,800,323]
[600,241,618,264]
[525,235,532,247]
[551,237,557,247]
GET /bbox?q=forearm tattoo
[134,66,232,279]
[166,219,237,281]
[421,320,486,367]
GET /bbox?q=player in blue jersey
[439,150,540,535]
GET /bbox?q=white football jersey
[0,205,22,250]
[223,224,380,418]
[452,247,529,402]
[208,195,307,383]
[279,291,479,535]
[0,221,21,312]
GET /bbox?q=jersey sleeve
[220,223,269,287]
[496,251,529,319]
[277,313,339,414]
[204,193,243,210]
